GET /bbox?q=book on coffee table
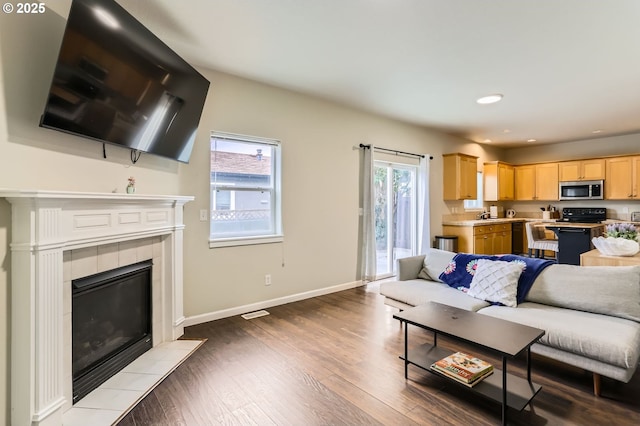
[430,351,493,384]
[431,363,494,387]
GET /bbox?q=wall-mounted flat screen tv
[40,0,210,163]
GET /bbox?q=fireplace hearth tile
[73,388,141,411]
[61,407,122,426]
[121,357,179,376]
[63,339,203,425]
[101,372,163,392]
[141,346,198,363]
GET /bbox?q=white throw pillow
[467,259,525,307]
[417,248,457,282]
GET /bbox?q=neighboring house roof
[211,151,271,175]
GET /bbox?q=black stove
[560,207,606,223]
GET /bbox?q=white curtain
[417,155,432,253]
[360,146,377,282]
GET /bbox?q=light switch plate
[199,209,208,221]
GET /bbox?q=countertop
[442,218,558,226]
[442,218,623,227]
[544,222,606,229]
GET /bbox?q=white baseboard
[183,280,364,327]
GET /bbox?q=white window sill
[208,235,284,248]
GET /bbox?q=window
[464,171,484,210]
[209,132,282,247]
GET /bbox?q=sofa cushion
[379,279,491,312]
[478,303,640,370]
[525,264,640,322]
[417,248,456,282]
[467,259,525,307]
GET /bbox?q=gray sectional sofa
[379,248,640,396]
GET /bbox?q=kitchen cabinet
[493,226,513,254]
[443,153,478,200]
[484,161,514,201]
[559,159,605,181]
[605,155,640,200]
[514,165,535,200]
[443,223,512,255]
[514,163,559,201]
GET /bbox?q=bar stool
[525,222,558,259]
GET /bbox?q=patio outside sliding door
[374,162,417,278]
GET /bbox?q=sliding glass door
[374,162,417,278]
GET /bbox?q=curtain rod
[359,144,433,160]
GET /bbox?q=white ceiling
[77,1,640,147]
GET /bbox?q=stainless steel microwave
[559,180,604,200]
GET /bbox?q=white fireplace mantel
[0,189,194,426]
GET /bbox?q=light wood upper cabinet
[484,161,514,201]
[514,163,559,201]
[536,163,559,200]
[515,165,536,200]
[605,156,640,199]
[443,153,478,200]
[559,159,605,181]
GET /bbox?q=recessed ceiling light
[503,129,511,133]
[476,94,503,104]
[592,129,602,134]
[527,139,537,143]
[483,139,492,143]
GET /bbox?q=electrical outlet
[265,274,271,286]
[199,209,208,221]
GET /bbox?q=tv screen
[40,0,210,163]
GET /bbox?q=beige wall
[178,69,505,317]
[503,133,640,164]
[0,6,503,423]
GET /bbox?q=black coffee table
[394,302,545,426]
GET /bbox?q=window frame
[209,131,283,248]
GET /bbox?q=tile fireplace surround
[0,190,194,426]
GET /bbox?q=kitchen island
[545,223,605,265]
[580,248,640,266]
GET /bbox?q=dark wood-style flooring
[119,283,640,425]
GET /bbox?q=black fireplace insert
[72,259,153,403]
